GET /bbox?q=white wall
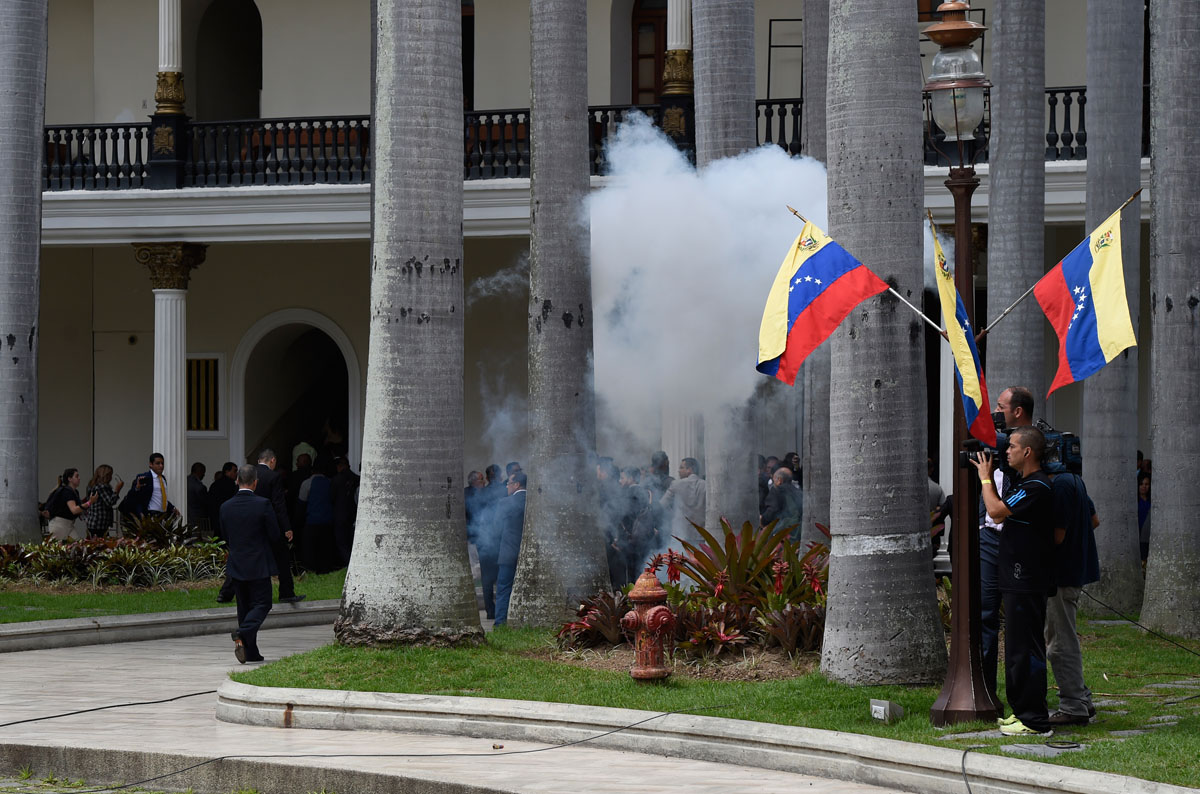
[46,0,95,124]
[257,0,371,117]
[91,0,157,123]
[474,0,530,110]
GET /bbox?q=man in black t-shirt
[971,426,1055,735]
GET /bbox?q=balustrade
[42,87,1131,192]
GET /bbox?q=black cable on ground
[6,704,731,794]
[0,690,217,729]
[1081,589,1200,660]
[960,747,974,794]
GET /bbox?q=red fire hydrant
[621,571,675,680]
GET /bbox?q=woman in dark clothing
[1137,471,1151,563]
[45,468,93,541]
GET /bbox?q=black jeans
[1003,590,1050,731]
[233,577,274,660]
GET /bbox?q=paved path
[1,625,901,794]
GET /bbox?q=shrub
[0,537,226,588]
[555,590,631,648]
[120,512,208,546]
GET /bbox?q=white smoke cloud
[467,251,530,308]
[588,113,829,448]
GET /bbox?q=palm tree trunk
[0,0,47,544]
[508,0,610,626]
[822,0,945,684]
[693,0,760,530]
[800,0,830,545]
[1142,0,1200,640]
[1081,0,1144,615]
[985,0,1046,407]
[335,0,483,646]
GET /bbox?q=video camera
[963,414,1082,475]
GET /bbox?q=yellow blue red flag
[1034,208,1137,396]
[757,221,888,385]
[930,221,997,447]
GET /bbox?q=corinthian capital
[133,242,208,290]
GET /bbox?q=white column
[158,0,181,71]
[667,0,692,50]
[661,407,703,474]
[153,289,188,512]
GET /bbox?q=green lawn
[233,620,1200,789]
[0,569,345,623]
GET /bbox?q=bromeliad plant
[0,538,226,587]
[558,518,829,660]
[555,590,632,648]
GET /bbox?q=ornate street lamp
[925,1,1004,727]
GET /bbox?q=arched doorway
[195,0,263,120]
[229,309,361,469]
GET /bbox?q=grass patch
[0,569,345,623]
[234,620,1200,788]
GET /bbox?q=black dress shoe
[216,596,233,603]
[231,631,247,664]
[279,594,307,603]
[1048,710,1089,726]
[245,655,265,663]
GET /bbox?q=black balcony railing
[43,88,1136,191]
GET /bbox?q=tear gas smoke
[468,251,530,309]
[589,113,829,453]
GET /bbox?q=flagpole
[972,187,1143,342]
[785,206,949,340]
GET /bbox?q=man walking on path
[221,464,281,663]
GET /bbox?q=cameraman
[971,426,1055,735]
[980,386,1035,695]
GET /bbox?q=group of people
[972,386,1101,736]
[39,457,174,541]
[464,462,527,625]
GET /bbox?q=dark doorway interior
[196,0,263,120]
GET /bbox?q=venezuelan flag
[1034,208,1138,396]
[757,221,888,385]
[930,222,996,446]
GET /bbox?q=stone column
[149,0,188,188]
[660,0,695,157]
[134,243,207,512]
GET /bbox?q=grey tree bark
[821,0,945,684]
[693,0,760,531]
[509,0,610,626]
[800,0,830,546]
[1080,0,1144,615]
[985,0,1046,408]
[335,0,483,646]
[0,0,47,544]
[1142,0,1200,640]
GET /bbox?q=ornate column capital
[662,49,694,96]
[133,242,207,290]
[155,71,186,114]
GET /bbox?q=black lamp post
[925,1,1004,727]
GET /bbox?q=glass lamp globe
[927,45,987,141]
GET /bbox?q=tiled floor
[1,625,901,794]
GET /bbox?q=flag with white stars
[757,220,888,384]
[1033,207,1137,396]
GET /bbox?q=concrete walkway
[0,624,900,794]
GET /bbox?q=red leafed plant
[554,590,631,648]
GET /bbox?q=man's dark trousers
[233,577,273,660]
[980,525,1001,694]
[1003,590,1051,732]
[479,551,498,620]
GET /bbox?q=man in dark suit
[492,471,527,626]
[221,464,281,663]
[210,462,241,604]
[255,448,305,603]
[118,452,179,521]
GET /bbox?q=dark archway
[195,0,263,120]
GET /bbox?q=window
[187,355,224,436]
[632,0,667,104]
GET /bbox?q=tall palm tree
[1081,0,1144,615]
[508,0,610,626]
[822,0,945,684]
[693,0,760,532]
[1142,0,1200,640]
[985,0,1046,409]
[335,0,483,647]
[0,0,48,545]
[800,0,830,545]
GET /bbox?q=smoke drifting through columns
[588,113,829,459]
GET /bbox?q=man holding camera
[979,386,1035,695]
[972,426,1055,735]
